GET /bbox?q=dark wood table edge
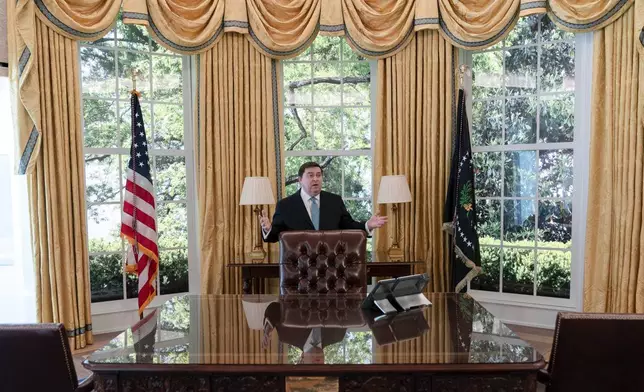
[83,358,546,374]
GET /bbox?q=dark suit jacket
[264,302,346,350]
[263,190,367,243]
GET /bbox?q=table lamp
[377,175,412,260]
[240,177,276,261]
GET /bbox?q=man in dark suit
[260,161,388,242]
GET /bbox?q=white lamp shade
[242,297,277,330]
[377,175,412,204]
[239,177,276,205]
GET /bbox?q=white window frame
[461,30,592,312]
[280,39,377,231]
[79,37,199,315]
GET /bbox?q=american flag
[121,91,158,315]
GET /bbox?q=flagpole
[130,69,144,322]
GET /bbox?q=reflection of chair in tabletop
[262,295,367,364]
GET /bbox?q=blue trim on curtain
[271,60,282,200]
[18,127,39,175]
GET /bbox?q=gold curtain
[8,0,119,349]
[637,0,644,56]
[27,17,93,350]
[584,6,644,313]
[374,30,453,293]
[197,33,280,294]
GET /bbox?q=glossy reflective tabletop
[86,293,543,369]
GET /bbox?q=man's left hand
[367,214,388,230]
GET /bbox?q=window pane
[472,51,503,99]
[342,40,364,61]
[539,149,573,197]
[283,63,312,106]
[344,199,371,222]
[126,272,138,299]
[90,254,123,302]
[472,99,503,146]
[540,15,574,42]
[87,204,123,253]
[504,46,537,96]
[118,51,151,99]
[119,100,151,148]
[155,156,186,201]
[343,156,372,199]
[313,36,341,61]
[502,248,535,295]
[158,202,188,249]
[86,29,115,47]
[152,55,183,102]
[313,108,343,150]
[284,156,342,196]
[504,151,537,197]
[537,250,571,298]
[477,199,501,240]
[541,42,575,93]
[505,15,539,47]
[342,62,371,105]
[503,200,535,244]
[160,249,189,294]
[505,96,537,144]
[85,154,121,203]
[81,47,116,98]
[539,94,574,143]
[83,99,118,148]
[154,104,184,149]
[471,246,500,292]
[116,20,148,51]
[284,107,314,151]
[538,200,572,247]
[343,108,371,149]
[474,152,502,197]
[313,62,342,105]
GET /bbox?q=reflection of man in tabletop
[263,302,346,364]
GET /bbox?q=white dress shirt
[263,188,371,238]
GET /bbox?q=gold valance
[9,0,121,174]
[122,0,637,57]
[34,0,122,40]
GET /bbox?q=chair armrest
[76,374,95,392]
[537,368,551,385]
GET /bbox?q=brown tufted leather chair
[538,312,644,392]
[0,323,94,392]
[279,230,367,295]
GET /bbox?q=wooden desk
[228,261,420,294]
[85,294,545,392]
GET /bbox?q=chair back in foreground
[541,312,644,392]
[0,323,94,392]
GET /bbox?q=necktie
[310,197,320,230]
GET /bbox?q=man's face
[299,167,323,196]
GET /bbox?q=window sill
[91,293,187,316]
[469,289,578,311]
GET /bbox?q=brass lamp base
[249,246,266,262]
[387,245,403,261]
